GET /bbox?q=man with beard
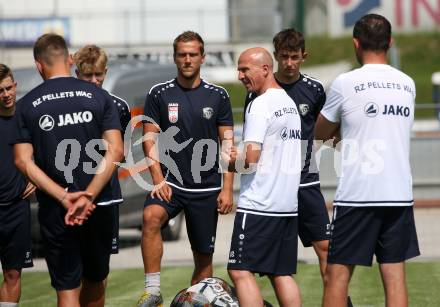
[137,31,234,307]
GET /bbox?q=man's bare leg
[311,239,329,283]
[379,262,408,307]
[228,269,264,307]
[0,269,21,303]
[79,278,107,307]
[269,275,301,307]
[57,288,80,307]
[141,205,168,274]
[322,263,354,307]
[191,251,213,285]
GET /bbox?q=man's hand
[220,145,238,172]
[59,191,93,209]
[217,188,233,215]
[64,194,96,226]
[21,182,36,199]
[150,180,172,202]
[228,146,238,165]
[332,130,342,150]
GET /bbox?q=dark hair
[353,14,392,52]
[33,33,69,65]
[173,31,205,56]
[0,63,14,83]
[273,28,305,54]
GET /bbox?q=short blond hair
[74,44,108,72]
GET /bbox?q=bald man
[226,48,302,307]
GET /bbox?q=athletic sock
[145,272,161,295]
[0,302,19,307]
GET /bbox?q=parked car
[14,60,184,254]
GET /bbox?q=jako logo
[364,102,379,117]
[39,114,55,131]
[280,127,301,140]
[57,111,93,127]
[280,127,289,140]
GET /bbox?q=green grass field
[220,31,440,120]
[9,262,440,306]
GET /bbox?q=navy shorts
[298,184,330,247]
[111,204,119,254]
[328,206,420,266]
[144,187,219,254]
[227,212,298,275]
[0,198,33,270]
[39,202,115,290]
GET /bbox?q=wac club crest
[168,103,179,123]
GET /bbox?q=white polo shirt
[238,88,302,216]
[321,64,415,206]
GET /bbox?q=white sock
[0,302,19,307]
[145,272,160,295]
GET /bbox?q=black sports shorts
[0,198,33,269]
[298,184,330,247]
[227,212,298,275]
[328,205,420,266]
[144,186,219,254]
[39,202,115,290]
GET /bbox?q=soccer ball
[170,288,188,306]
[186,277,239,307]
[209,277,234,295]
[170,287,210,307]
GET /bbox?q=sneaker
[137,291,163,307]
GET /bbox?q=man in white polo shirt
[226,47,302,307]
[315,14,420,307]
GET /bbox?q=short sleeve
[101,91,122,131]
[12,100,32,144]
[242,98,269,144]
[143,90,161,125]
[243,92,256,123]
[320,77,344,123]
[112,95,131,130]
[314,84,326,119]
[411,78,416,100]
[216,90,233,126]
[120,110,131,131]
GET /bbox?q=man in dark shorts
[74,44,131,255]
[245,28,330,281]
[138,31,234,307]
[315,14,420,307]
[227,47,302,306]
[0,64,35,307]
[13,34,124,307]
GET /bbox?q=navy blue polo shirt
[107,92,130,205]
[245,73,326,186]
[0,115,27,204]
[144,79,233,191]
[14,77,122,206]
[109,92,131,131]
